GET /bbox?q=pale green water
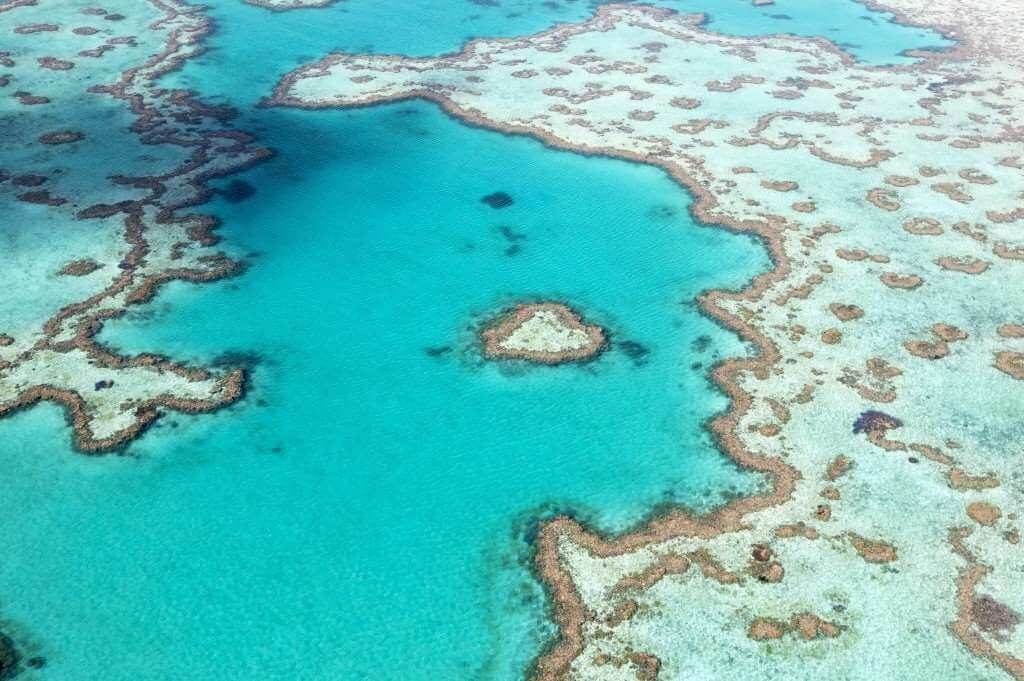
[0,0,952,678]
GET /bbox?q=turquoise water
[0,1,953,679]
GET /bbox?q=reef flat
[242,0,336,12]
[482,302,607,364]
[270,2,1024,679]
[0,0,268,452]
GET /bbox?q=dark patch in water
[691,335,712,353]
[647,204,677,220]
[93,379,114,391]
[468,0,499,6]
[690,361,703,371]
[973,595,1020,634]
[619,340,649,365]
[425,345,452,357]
[852,410,902,434]
[210,350,263,370]
[0,631,20,680]
[481,191,514,209]
[219,179,255,203]
[513,502,586,547]
[504,244,522,257]
[25,657,44,670]
[498,225,527,242]
[769,13,792,20]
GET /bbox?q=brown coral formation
[967,502,1002,527]
[995,351,1024,380]
[948,468,1000,492]
[903,217,943,235]
[57,259,103,277]
[935,256,989,274]
[847,534,898,563]
[747,613,841,642]
[829,303,864,321]
[932,324,967,342]
[820,328,842,344]
[480,302,606,364]
[748,617,786,641]
[904,339,949,359]
[880,272,923,289]
[38,56,74,70]
[866,188,901,211]
[826,455,852,481]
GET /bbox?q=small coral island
[481,302,606,364]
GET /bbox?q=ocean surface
[0,1,951,679]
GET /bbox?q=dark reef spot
[425,345,451,358]
[469,0,499,6]
[691,335,712,353]
[769,13,792,19]
[0,632,20,680]
[26,657,44,670]
[619,340,649,364]
[690,361,703,371]
[219,179,255,203]
[94,379,114,391]
[12,174,46,187]
[504,244,522,257]
[647,204,677,220]
[481,191,514,209]
[38,130,84,145]
[498,225,526,242]
[908,457,919,464]
[852,410,902,435]
[210,351,263,370]
[103,13,125,20]
[973,595,1020,634]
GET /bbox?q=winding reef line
[0,0,271,452]
[266,73,801,681]
[265,2,1024,678]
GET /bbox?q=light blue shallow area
[163,0,953,106]
[0,1,953,679]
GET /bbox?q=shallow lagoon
[0,1,952,678]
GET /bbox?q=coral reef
[268,2,1024,678]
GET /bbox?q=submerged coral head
[852,410,903,435]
